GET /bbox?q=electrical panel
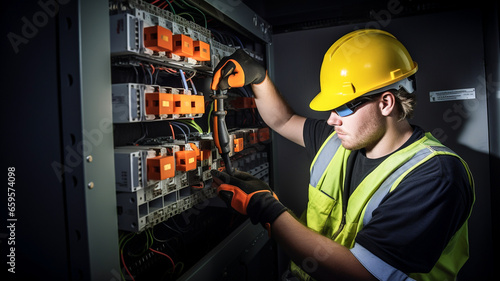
[109,0,273,279]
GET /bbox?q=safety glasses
[333,93,382,117]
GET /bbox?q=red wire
[169,123,175,139]
[149,248,176,271]
[121,250,136,281]
[151,0,160,4]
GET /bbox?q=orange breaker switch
[234,138,244,153]
[147,156,175,181]
[146,92,174,115]
[249,131,258,145]
[144,26,173,52]
[175,150,197,171]
[192,41,210,61]
[173,94,192,115]
[172,34,194,57]
[190,95,205,114]
[189,143,203,161]
[258,127,270,142]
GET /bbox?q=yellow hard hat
[310,29,418,111]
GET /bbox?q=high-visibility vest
[290,131,474,281]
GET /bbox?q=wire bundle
[119,229,177,281]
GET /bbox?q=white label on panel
[429,88,476,102]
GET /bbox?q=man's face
[327,95,386,152]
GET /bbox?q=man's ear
[379,91,397,117]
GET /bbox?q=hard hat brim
[310,63,418,112]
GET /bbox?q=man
[210,29,474,281]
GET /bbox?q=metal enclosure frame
[57,0,120,279]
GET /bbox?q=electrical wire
[189,79,198,95]
[168,0,176,14]
[177,119,203,133]
[119,233,136,281]
[132,65,139,83]
[178,12,195,23]
[162,221,183,235]
[146,66,153,84]
[121,250,135,281]
[178,0,207,28]
[151,227,168,243]
[179,69,189,90]
[172,121,191,136]
[231,34,245,48]
[169,123,176,140]
[209,28,224,44]
[207,101,214,133]
[185,70,197,82]
[149,248,176,272]
[171,123,188,142]
[189,119,203,133]
[139,63,148,84]
[133,123,148,145]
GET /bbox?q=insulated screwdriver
[212,89,235,175]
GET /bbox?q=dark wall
[2,1,70,279]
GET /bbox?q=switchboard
[109,0,274,279]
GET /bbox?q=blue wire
[209,29,224,44]
[231,34,244,48]
[145,66,153,85]
[179,69,189,90]
[189,79,198,95]
[172,121,191,136]
[171,123,188,143]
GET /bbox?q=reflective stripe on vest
[363,145,456,226]
[309,132,342,189]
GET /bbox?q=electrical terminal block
[173,92,192,115]
[188,142,202,161]
[190,95,205,115]
[172,34,194,58]
[145,91,174,117]
[175,150,197,171]
[258,127,270,142]
[113,84,202,122]
[146,155,175,181]
[143,25,173,52]
[192,40,211,61]
[234,138,244,153]
[248,128,259,145]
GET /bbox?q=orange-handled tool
[212,90,234,175]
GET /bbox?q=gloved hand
[211,170,287,226]
[211,49,266,91]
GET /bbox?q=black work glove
[211,170,287,226]
[210,49,266,90]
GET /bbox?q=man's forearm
[252,75,306,146]
[271,211,377,281]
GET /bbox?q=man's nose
[327,111,342,126]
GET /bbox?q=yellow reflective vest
[291,131,474,281]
